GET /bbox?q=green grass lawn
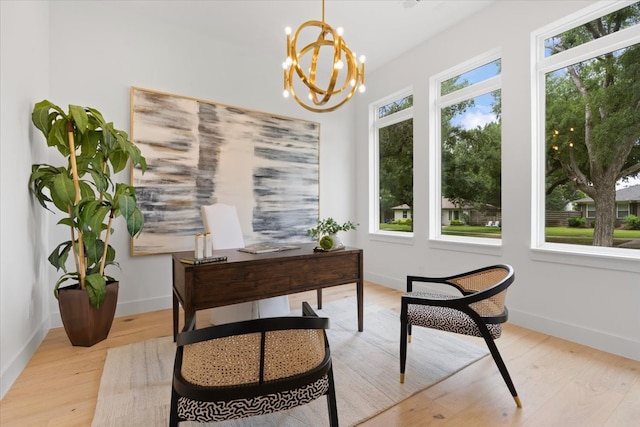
[379,223,411,232]
[379,223,640,248]
[544,227,640,238]
[442,225,640,247]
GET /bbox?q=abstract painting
[130,87,319,256]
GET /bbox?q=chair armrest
[302,301,318,317]
[180,312,197,333]
[406,275,465,294]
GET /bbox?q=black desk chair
[170,302,339,426]
[400,264,521,408]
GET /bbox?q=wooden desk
[171,243,363,340]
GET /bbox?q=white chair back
[201,203,244,249]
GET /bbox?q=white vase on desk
[319,233,344,251]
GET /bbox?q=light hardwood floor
[1,282,638,426]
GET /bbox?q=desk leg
[357,279,363,332]
[173,292,178,342]
[317,289,323,309]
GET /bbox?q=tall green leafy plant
[29,100,147,308]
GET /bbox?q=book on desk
[179,255,227,265]
[238,244,301,254]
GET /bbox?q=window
[617,203,630,219]
[430,50,502,244]
[371,90,413,234]
[535,2,640,252]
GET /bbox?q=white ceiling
[113,0,495,71]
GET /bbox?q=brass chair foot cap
[400,373,405,384]
[514,396,522,408]
[408,335,412,343]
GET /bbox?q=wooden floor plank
[604,372,640,427]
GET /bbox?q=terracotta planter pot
[58,281,119,347]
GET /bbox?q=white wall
[354,0,640,361]
[43,0,356,325]
[0,0,52,399]
[0,0,356,398]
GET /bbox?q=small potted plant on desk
[307,217,358,251]
[29,100,147,346]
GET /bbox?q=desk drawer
[243,253,360,290]
[185,249,361,309]
[308,253,360,284]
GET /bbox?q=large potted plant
[29,100,146,346]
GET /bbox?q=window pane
[544,25,640,249]
[379,118,413,232]
[441,90,502,235]
[441,59,501,96]
[378,95,413,119]
[617,204,629,218]
[545,3,640,57]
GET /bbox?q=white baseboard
[49,295,173,328]
[508,308,639,361]
[365,272,404,291]
[0,318,49,400]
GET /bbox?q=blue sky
[450,92,499,129]
[447,60,500,129]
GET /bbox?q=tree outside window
[373,93,413,233]
[543,2,640,248]
[433,54,502,241]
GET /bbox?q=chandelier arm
[293,39,340,93]
[310,25,341,105]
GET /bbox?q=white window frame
[369,87,414,243]
[531,0,640,271]
[429,48,502,250]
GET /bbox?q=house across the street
[391,204,412,221]
[574,184,640,226]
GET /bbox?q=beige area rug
[92,297,488,426]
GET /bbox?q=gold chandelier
[282,0,366,113]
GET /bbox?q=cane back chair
[400,264,521,408]
[170,302,339,426]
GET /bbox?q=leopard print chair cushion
[406,291,502,339]
[176,375,330,422]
